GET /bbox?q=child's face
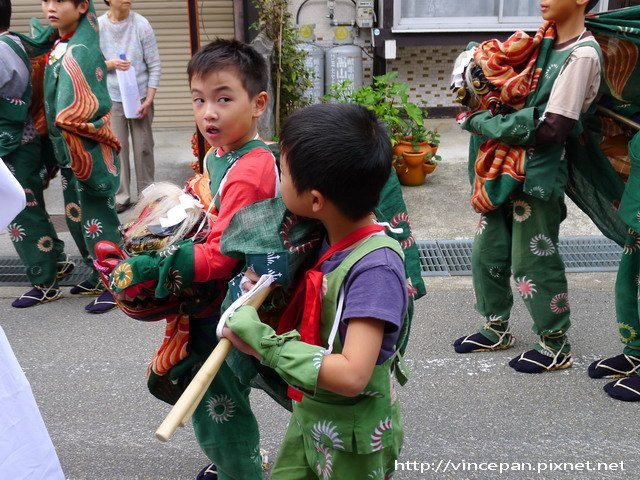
[190,68,266,153]
[41,0,88,37]
[540,0,584,22]
[279,153,312,217]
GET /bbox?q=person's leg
[509,192,572,372]
[111,101,132,207]
[129,103,155,199]
[192,360,263,480]
[5,141,64,306]
[271,417,399,479]
[76,184,121,312]
[589,230,640,378]
[59,167,104,295]
[454,206,514,352]
[269,419,316,480]
[616,231,640,358]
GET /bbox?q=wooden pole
[155,285,275,442]
[597,105,640,132]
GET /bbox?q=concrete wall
[288,1,464,109]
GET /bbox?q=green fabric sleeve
[109,252,160,293]
[461,107,539,146]
[226,306,324,394]
[109,240,195,298]
[154,240,195,298]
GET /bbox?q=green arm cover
[226,306,325,394]
[461,107,539,146]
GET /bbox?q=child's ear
[252,91,269,118]
[310,189,325,214]
[79,1,90,15]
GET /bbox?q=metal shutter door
[10,0,235,127]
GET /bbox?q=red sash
[276,224,385,401]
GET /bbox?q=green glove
[109,251,161,295]
[462,107,539,147]
[226,306,325,395]
[109,240,195,298]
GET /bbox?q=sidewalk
[0,119,602,258]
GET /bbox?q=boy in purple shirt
[222,103,408,478]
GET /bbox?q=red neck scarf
[44,32,74,65]
[277,224,385,344]
[276,224,385,401]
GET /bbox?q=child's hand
[221,325,262,360]
[239,267,260,293]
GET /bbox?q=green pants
[5,137,121,286]
[472,190,571,353]
[4,138,72,286]
[192,346,263,480]
[67,167,121,282]
[270,416,396,479]
[615,229,640,358]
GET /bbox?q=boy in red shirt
[110,39,278,480]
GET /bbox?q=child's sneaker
[12,284,62,308]
[509,349,572,373]
[70,279,104,295]
[196,463,217,480]
[588,354,640,379]
[603,376,640,402]
[453,323,514,353]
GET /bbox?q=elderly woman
[98,0,161,213]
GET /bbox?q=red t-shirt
[193,146,278,282]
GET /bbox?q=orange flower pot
[393,143,439,186]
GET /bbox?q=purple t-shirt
[319,239,408,364]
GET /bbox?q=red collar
[44,31,75,64]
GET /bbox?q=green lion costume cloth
[575,6,640,399]
[16,0,122,285]
[0,33,73,295]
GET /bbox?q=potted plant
[324,72,441,186]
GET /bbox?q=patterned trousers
[270,418,397,479]
[615,229,640,359]
[191,342,263,480]
[5,138,68,286]
[472,189,571,354]
[5,137,121,286]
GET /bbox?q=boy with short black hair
[453,0,602,372]
[221,102,407,478]
[0,0,76,308]
[109,39,278,480]
[34,0,123,312]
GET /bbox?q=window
[393,0,610,32]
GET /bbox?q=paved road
[1,123,636,479]
[1,272,637,479]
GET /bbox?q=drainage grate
[0,257,93,287]
[0,235,624,285]
[416,241,448,275]
[557,236,621,272]
[417,235,622,277]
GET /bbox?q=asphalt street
[0,123,637,479]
